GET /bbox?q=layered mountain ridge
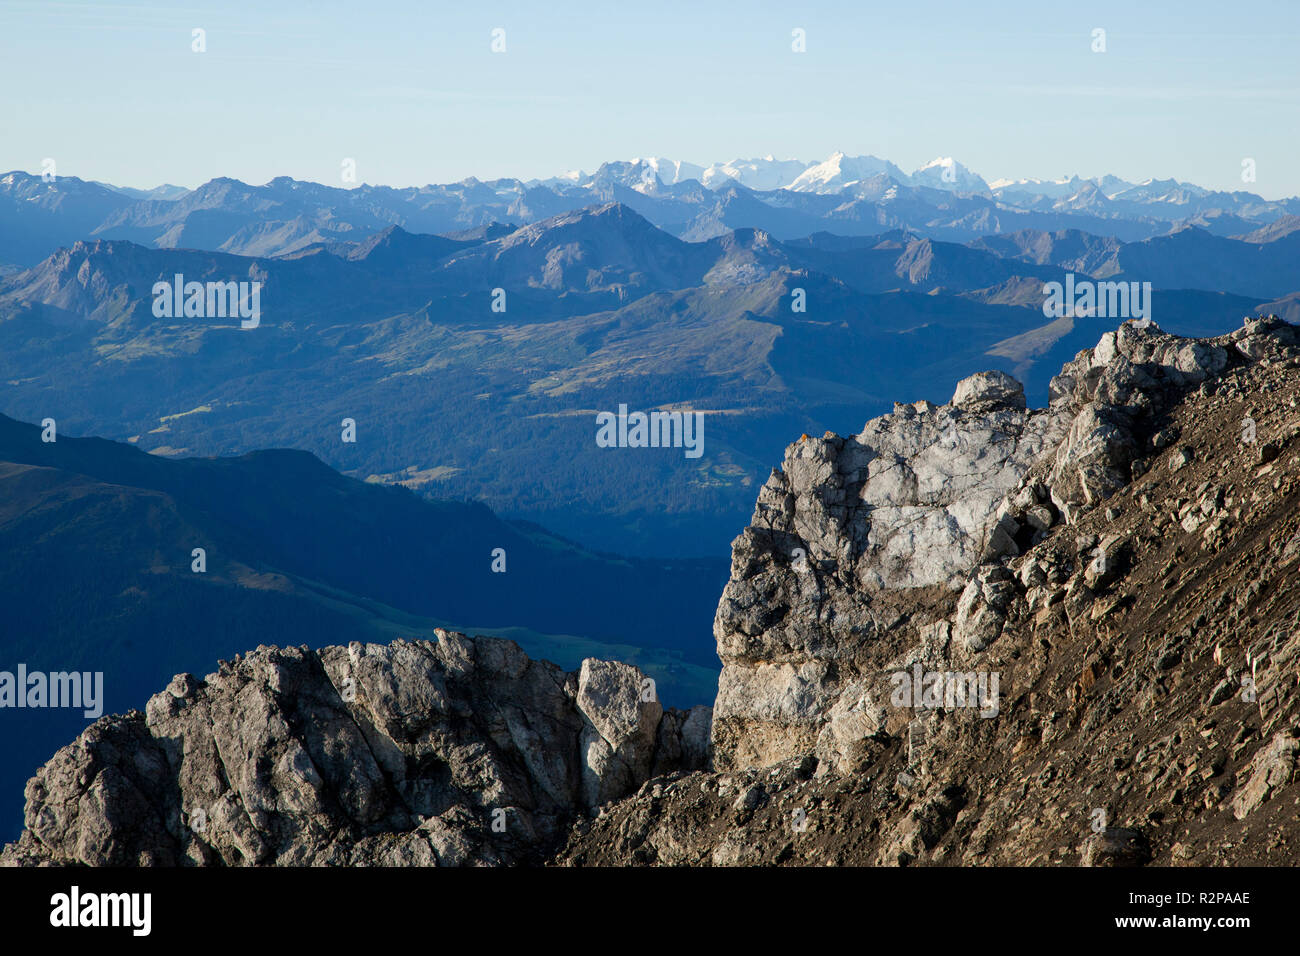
[5,152,1298,270]
[1,200,1286,557]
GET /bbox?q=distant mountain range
[5,151,1300,848]
[0,198,1288,556]
[4,153,1297,269]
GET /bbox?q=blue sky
[3,0,1299,197]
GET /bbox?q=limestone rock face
[1043,324,1242,519]
[711,371,1068,770]
[576,658,664,808]
[0,632,708,866]
[712,318,1300,774]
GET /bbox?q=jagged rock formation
[710,318,1287,774]
[0,632,708,866]
[710,368,1070,770]
[557,315,1300,865]
[7,316,1300,868]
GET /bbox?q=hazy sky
[3,0,1299,197]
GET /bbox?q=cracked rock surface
[1,631,708,866]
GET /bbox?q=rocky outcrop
[712,369,1068,770]
[711,317,1300,775]
[1,632,708,866]
[558,316,1300,867]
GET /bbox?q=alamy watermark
[50,886,150,936]
[595,404,704,458]
[890,663,1000,718]
[1042,273,1152,323]
[0,664,103,718]
[152,273,261,328]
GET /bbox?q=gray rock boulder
[951,370,1026,410]
[952,565,1018,653]
[1,631,709,867]
[1231,732,1299,821]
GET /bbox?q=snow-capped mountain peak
[910,156,990,194]
[630,157,706,186]
[786,152,908,193]
[700,156,814,191]
[518,155,1271,216]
